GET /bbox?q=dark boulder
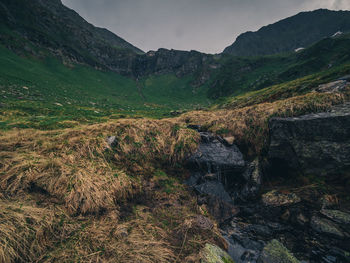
[195,181,238,223]
[268,103,350,177]
[187,132,245,186]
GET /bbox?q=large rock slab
[187,132,245,189]
[268,103,350,176]
[310,216,345,239]
[188,132,245,174]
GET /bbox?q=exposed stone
[320,209,350,225]
[200,243,235,263]
[195,181,238,223]
[237,159,262,201]
[258,239,299,263]
[315,80,349,93]
[310,216,344,239]
[338,75,350,81]
[187,133,245,177]
[195,181,233,204]
[262,191,301,207]
[268,103,350,177]
[107,136,117,147]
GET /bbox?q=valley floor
[1,80,350,262]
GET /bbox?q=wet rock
[268,103,350,177]
[227,238,260,263]
[258,239,299,263]
[200,243,235,263]
[244,224,273,238]
[193,178,238,223]
[315,80,349,93]
[310,216,344,239]
[262,191,301,207]
[238,159,262,201]
[185,172,202,187]
[320,209,350,225]
[205,195,239,223]
[187,132,245,177]
[195,181,233,204]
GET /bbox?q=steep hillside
[210,33,350,98]
[0,0,143,73]
[223,9,350,56]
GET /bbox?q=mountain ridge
[223,9,350,56]
[0,0,144,72]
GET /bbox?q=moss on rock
[258,239,299,263]
[200,243,235,263]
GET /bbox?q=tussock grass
[45,210,177,263]
[0,118,199,215]
[109,119,200,173]
[0,118,220,262]
[0,125,140,216]
[0,200,59,263]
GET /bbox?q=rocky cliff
[268,103,350,177]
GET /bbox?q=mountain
[0,0,143,73]
[0,0,219,80]
[223,9,350,56]
[210,33,350,98]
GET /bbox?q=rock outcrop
[186,132,262,222]
[268,103,350,177]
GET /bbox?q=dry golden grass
[1,89,348,262]
[0,118,219,262]
[109,119,200,173]
[0,199,60,263]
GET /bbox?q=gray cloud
[61,0,350,53]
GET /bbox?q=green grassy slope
[209,34,350,99]
[0,45,211,129]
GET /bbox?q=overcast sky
[61,0,350,54]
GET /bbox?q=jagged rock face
[268,103,350,177]
[132,49,213,78]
